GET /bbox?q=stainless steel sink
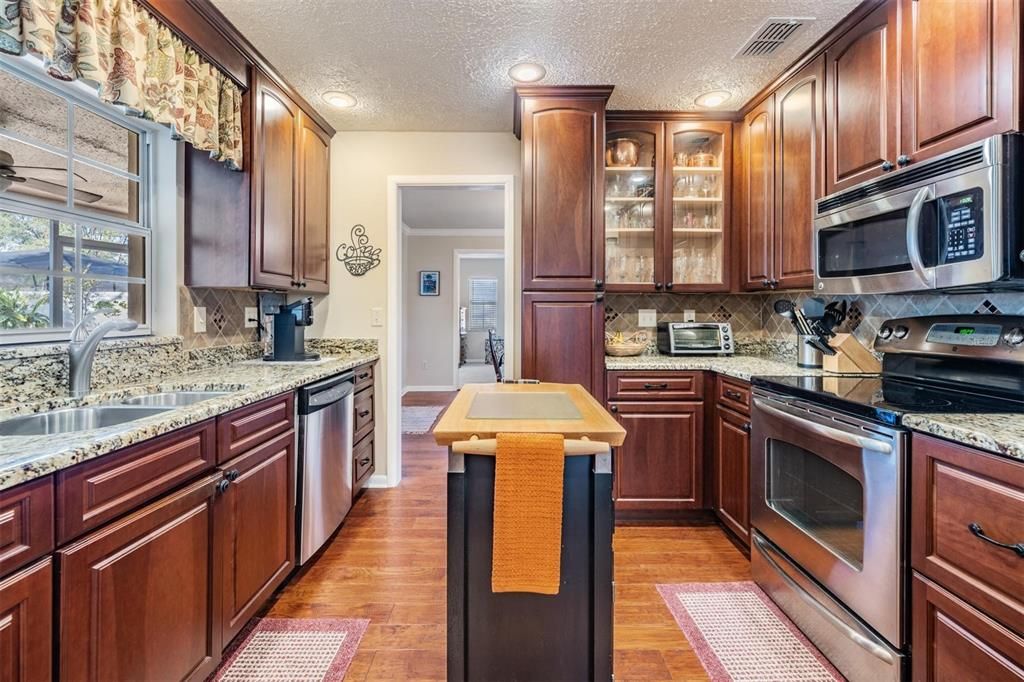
[0,405,172,437]
[119,391,231,407]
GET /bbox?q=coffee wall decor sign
[336,224,382,276]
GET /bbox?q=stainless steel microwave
[813,134,1024,294]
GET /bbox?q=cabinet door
[521,292,603,398]
[521,95,606,290]
[218,430,295,645]
[741,95,775,291]
[297,113,331,293]
[604,121,663,293]
[824,0,899,194]
[666,121,732,292]
[0,558,52,682]
[251,71,300,290]
[900,0,1016,165]
[713,405,750,546]
[774,55,824,290]
[610,401,703,513]
[59,475,222,682]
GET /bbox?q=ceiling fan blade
[18,177,103,203]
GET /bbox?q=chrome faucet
[68,316,139,398]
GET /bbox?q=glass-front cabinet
[604,117,731,292]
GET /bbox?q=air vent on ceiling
[735,17,813,58]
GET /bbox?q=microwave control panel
[939,188,983,263]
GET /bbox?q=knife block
[823,334,882,374]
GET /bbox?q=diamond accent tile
[975,298,1001,315]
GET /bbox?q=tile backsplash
[178,287,259,350]
[606,291,1024,354]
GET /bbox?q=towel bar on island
[450,435,611,456]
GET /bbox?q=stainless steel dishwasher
[297,372,355,564]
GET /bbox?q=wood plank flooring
[267,390,750,680]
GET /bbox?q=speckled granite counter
[903,414,1024,462]
[0,350,378,492]
[605,353,823,381]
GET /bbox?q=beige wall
[310,131,520,481]
[402,236,503,388]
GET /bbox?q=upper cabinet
[517,86,612,291]
[185,69,333,293]
[898,0,1017,164]
[824,0,899,194]
[740,96,775,290]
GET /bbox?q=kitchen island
[434,382,625,682]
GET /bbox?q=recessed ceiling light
[322,91,357,109]
[694,90,732,108]
[508,62,546,83]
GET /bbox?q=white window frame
[0,57,153,345]
[468,276,498,332]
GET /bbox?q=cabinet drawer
[217,392,294,464]
[0,476,54,577]
[354,363,375,394]
[354,432,374,494]
[716,377,751,414]
[607,371,703,401]
[912,435,1024,632]
[354,387,375,443]
[912,574,1024,681]
[56,420,216,544]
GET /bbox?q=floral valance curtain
[0,0,243,170]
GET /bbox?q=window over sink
[0,60,151,343]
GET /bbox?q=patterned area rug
[402,405,445,434]
[657,582,843,682]
[212,618,369,681]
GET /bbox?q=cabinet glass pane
[671,131,725,286]
[606,130,656,286]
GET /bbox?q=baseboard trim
[364,473,390,489]
[403,385,457,392]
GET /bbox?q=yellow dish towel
[491,432,566,595]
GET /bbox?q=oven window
[672,327,721,348]
[817,205,937,278]
[766,440,865,569]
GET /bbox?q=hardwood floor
[267,390,750,680]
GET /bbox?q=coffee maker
[265,298,320,362]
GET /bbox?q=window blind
[469,277,498,331]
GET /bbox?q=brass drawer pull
[968,523,1024,557]
[724,389,744,401]
[358,409,371,418]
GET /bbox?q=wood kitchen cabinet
[186,69,333,293]
[712,400,751,547]
[740,96,774,290]
[0,558,52,682]
[522,292,604,398]
[516,86,612,291]
[59,474,223,682]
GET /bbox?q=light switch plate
[371,307,384,327]
[684,309,696,322]
[638,309,657,327]
[244,307,258,328]
[193,307,207,333]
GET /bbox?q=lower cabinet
[0,558,52,682]
[712,404,751,546]
[59,474,223,682]
[217,429,296,644]
[609,400,703,513]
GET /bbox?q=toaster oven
[657,322,734,355]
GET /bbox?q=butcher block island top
[432,382,626,446]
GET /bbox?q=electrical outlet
[371,307,384,327]
[684,309,696,322]
[244,307,258,328]
[193,307,207,333]
[638,309,657,327]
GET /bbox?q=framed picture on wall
[419,270,440,296]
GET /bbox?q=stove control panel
[925,323,1003,346]
[876,315,1024,359]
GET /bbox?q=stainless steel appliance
[266,298,320,362]
[750,314,1024,682]
[813,134,1024,294]
[297,373,355,564]
[656,321,734,355]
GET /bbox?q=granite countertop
[0,351,379,492]
[605,353,824,381]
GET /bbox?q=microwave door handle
[753,398,893,454]
[906,186,936,287]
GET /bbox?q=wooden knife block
[823,333,882,374]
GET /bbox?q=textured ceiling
[211,0,862,132]
[401,187,505,230]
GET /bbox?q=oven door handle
[753,534,897,665]
[753,399,893,454]
[906,185,935,288]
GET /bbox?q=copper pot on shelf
[606,138,641,167]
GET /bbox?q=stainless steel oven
[813,134,1024,294]
[751,388,907,682]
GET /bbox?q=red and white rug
[657,582,844,682]
[212,618,369,681]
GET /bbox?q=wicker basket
[604,331,648,357]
